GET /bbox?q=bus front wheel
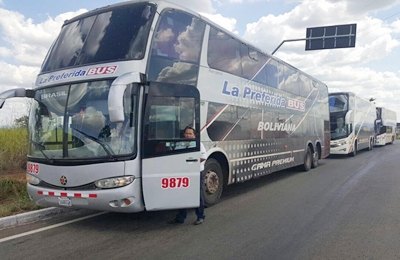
[350,142,357,157]
[203,158,224,207]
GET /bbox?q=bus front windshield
[41,3,155,73]
[329,94,349,140]
[29,80,138,160]
[329,94,348,113]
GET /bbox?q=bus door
[142,83,200,211]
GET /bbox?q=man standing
[169,126,206,225]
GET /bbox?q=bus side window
[208,27,242,76]
[148,10,205,85]
[143,95,197,157]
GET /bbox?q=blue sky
[1,0,400,126]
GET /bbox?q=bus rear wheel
[303,147,312,171]
[311,147,319,169]
[203,158,224,206]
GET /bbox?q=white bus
[329,92,376,156]
[0,0,330,212]
[375,107,397,146]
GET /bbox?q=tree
[14,115,29,129]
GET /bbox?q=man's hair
[184,126,196,134]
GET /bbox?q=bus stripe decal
[201,104,229,133]
[230,149,304,163]
[37,191,97,199]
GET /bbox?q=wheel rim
[204,170,220,194]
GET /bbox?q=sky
[1,0,400,126]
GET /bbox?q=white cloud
[0,61,38,89]
[168,0,215,13]
[0,8,87,67]
[201,12,238,34]
[0,8,87,89]
[241,0,400,120]
[0,99,30,127]
[0,8,86,126]
[213,0,264,5]
[167,0,237,33]
[331,0,400,15]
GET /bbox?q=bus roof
[61,0,327,88]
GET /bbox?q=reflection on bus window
[29,81,138,159]
[42,3,156,72]
[329,94,348,112]
[208,27,242,76]
[148,10,205,85]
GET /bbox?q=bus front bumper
[330,140,351,155]
[27,178,145,213]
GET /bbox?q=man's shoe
[193,218,204,225]
[168,218,184,224]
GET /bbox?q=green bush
[0,127,28,172]
[0,177,40,217]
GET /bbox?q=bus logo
[287,98,305,111]
[60,176,68,186]
[87,65,117,75]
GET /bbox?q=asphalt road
[1,143,400,259]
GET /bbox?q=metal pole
[271,34,355,55]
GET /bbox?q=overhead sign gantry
[271,23,357,55]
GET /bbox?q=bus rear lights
[109,197,134,208]
[95,176,135,189]
[26,174,40,185]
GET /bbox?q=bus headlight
[26,174,40,185]
[95,176,135,189]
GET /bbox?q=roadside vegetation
[0,127,28,172]
[0,175,41,217]
[0,119,41,217]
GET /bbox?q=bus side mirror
[0,88,34,109]
[108,72,144,123]
[345,110,353,125]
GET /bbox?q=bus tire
[350,142,357,157]
[311,147,319,169]
[203,158,224,206]
[368,138,373,150]
[303,147,312,171]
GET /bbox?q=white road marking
[0,211,107,243]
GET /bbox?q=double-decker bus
[375,107,397,146]
[0,0,329,212]
[329,92,376,156]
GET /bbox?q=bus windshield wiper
[73,128,116,159]
[30,140,50,160]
